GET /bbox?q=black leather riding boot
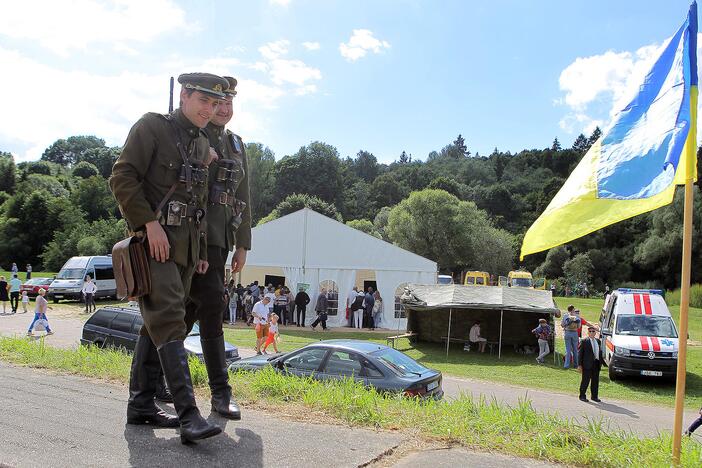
[201,335,241,420]
[157,340,222,444]
[126,336,179,427]
[154,370,173,403]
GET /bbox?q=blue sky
[0,0,698,163]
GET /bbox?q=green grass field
[0,336,699,467]
[223,295,702,408]
[0,270,56,280]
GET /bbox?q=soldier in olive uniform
[184,76,251,420]
[110,73,228,444]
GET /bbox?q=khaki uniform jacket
[204,123,252,251]
[110,109,209,267]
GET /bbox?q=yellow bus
[507,270,534,288]
[464,271,490,286]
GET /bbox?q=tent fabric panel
[402,284,558,314]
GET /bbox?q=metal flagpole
[446,308,452,358]
[498,309,503,359]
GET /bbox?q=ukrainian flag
[521,2,698,260]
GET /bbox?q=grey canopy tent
[400,284,560,359]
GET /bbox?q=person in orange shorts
[253,296,271,355]
[262,313,280,354]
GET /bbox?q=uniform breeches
[185,245,227,339]
[138,257,195,347]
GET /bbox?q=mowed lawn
[223,295,702,408]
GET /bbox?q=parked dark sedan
[80,306,240,363]
[228,340,443,399]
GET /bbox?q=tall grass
[2,337,701,466]
[666,284,702,308]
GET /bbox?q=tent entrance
[264,275,286,288]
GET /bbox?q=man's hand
[207,147,219,166]
[196,259,209,274]
[145,220,170,262]
[578,366,583,373]
[231,247,247,273]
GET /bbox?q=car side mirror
[601,328,611,336]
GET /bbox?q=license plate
[641,370,663,377]
[53,294,63,298]
[427,381,438,391]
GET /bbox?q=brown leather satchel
[112,236,152,300]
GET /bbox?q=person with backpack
[532,318,552,364]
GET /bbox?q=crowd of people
[220,281,386,352]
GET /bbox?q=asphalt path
[0,362,406,468]
[1,310,698,439]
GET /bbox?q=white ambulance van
[48,256,116,303]
[599,289,678,381]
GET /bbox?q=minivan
[599,288,679,381]
[48,256,116,302]
[80,306,240,363]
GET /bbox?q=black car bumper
[610,355,677,377]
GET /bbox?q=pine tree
[399,150,409,164]
[551,137,562,151]
[588,126,602,146]
[452,134,470,157]
[572,133,589,153]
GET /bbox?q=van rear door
[93,262,116,299]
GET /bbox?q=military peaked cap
[223,76,238,97]
[177,73,228,98]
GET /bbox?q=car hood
[49,280,80,287]
[609,335,678,352]
[184,335,238,355]
[229,352,286,369]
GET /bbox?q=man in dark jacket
[294,287,310,327]
[364,287,375,329]
[578,326,602,403]
[311,288,328,330]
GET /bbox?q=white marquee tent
[228,208,438,329]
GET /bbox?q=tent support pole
[446,308,452,358]
[498,309,503,359]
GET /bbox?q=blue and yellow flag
[521,2,698,260]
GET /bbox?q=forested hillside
[1,128,700,291]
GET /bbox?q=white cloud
[255,40,322,87]
[339,29,390,62]
[556,38,679,135]
[0,45,300,161]
[259,40,290,60]
[302,41,321,51]
[0,0,189,57]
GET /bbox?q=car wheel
[93,340,105,349]
[53,297,59,304]
[608,365,617,382]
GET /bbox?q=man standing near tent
[364,287,375,329]
[578,326,602,403]
[184,76,251,421]
[311,288,328,330]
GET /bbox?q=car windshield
[437,276,452,285]
[615,315,678,338]
[511,278,533,287]
[57,268,85,280]
[371,348,429,376]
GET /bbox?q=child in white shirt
[21,291,29,313]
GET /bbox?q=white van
[599,288,679,381]
[48,256,116,303]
